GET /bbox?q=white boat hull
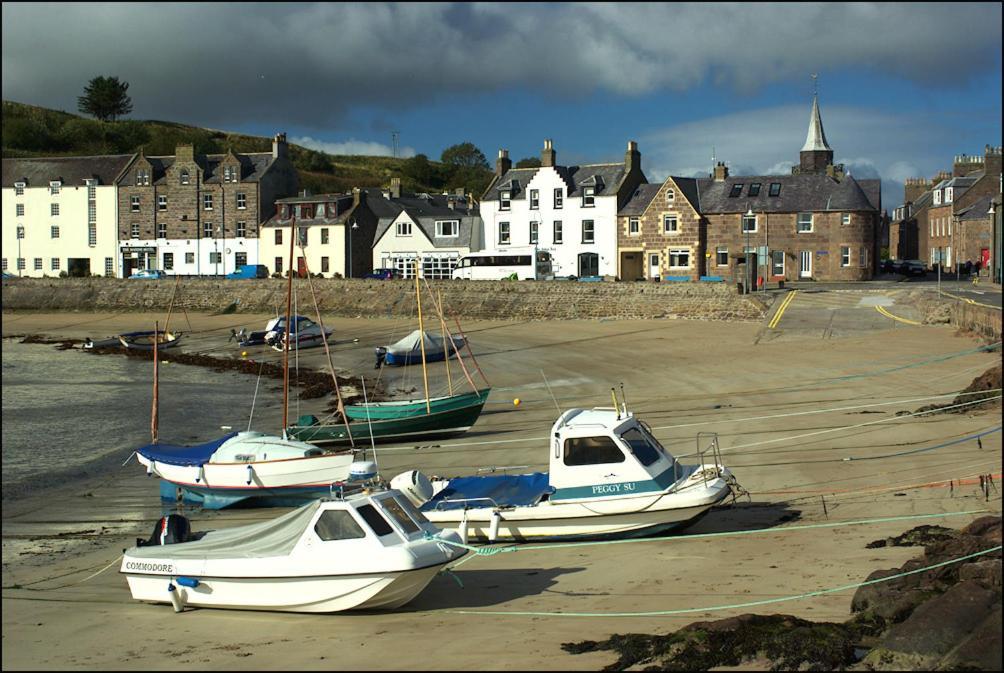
[123,565,446,613]
[137,452,355,493]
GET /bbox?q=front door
[578,252,599,278]
[649,253,661,281]
[297,256,307,278]
[799,250,812,278]
[981,248,990,271]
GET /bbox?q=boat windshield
[620,427,665,467]
[314,509,367,541]
[379,497,420,535]
[393,495,432,526]
[356,504,395,537]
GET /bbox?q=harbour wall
[0,278,767,322]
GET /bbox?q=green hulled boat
[287,395,489,446]
[343,388,491,421]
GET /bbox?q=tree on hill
[440,142,492,195]
[516,157,542,168]
[440,142,489,170]
[77,76,133,122]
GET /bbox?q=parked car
[226,264,269,279]
[129,269,167,280]
[899,260,927,277]
[364,268,402,280]
[881,259,903,274]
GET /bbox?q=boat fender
[196,464,204,484]
[458,512,469,545]
[176,576,200,589]
[488,510,501,543]
[168,583,184,613]
[147,460,154,476]
[246,464,254,486]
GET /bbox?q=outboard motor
[390,470,434,507]
[136,514,193,547]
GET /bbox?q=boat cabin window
[394,496,432,526]
[379,498,420,535]
[620,428,662,467]
[563,436,625,466]
[314,509,366,541]
[356,504,395,537]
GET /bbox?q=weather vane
[811,73,818,95]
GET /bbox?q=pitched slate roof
[618,184,661,216]
[125,152,276,186]
[957,195,994,221]
[262,193,356,227]
[695,174,880,214]
[3,154,135,186]
[371,191,481,249]
[483,163,629,201]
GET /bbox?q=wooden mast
[414,268,431,414]
[151,320,159,444]
[282,214,296,432]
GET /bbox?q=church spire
[794,77,836,176]
[801,94,831,153]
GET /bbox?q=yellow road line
[875,305,922,325]
[941,291,1002,311]
[768,290,798,329]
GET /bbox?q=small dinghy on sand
[121,481,467,613]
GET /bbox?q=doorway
[648,253,661,281]
[799,250,812,278]
[578,252,599,278]
[619,252,643,281]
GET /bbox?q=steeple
[801,95,831,153]
[794,82,836,176]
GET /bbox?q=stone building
[890,178,935,261]
[617,179,703,281]
[2,155,133,277]
[115,134,298,277]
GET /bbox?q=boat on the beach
[134,431,354,509]
[343,388,491,421]
[120,486,467,613]
[119,329,181,351]
[391,403,743,542]
[375,329,466,367]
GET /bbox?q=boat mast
[282,213,296,432]
[414,268,431,413]
[151,320,159,444]
[438,289,453,396]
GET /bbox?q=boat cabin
[548,408,682,500]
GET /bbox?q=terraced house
[116,134,298,277]
[2,155,133,277]
[480,140,647,278]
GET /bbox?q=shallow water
[1,340,275,503]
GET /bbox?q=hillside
[1,100,489,196]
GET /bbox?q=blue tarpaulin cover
[136,433,238,466]
[420,473,553,511]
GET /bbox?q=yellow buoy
[513,398,521,407]
[241,351,248,357]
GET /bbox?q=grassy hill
[2,100,489,195]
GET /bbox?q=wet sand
[2,311,1001,670]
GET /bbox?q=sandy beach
[2,308,1001,670]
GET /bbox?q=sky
[3,2,1001,209]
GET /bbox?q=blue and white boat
[375,330,466,367]
[392,406,741,542]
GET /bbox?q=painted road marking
[768,290,798,329]
[875,305,922,326]
[941,291,1001,311]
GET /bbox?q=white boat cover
[129,500,321,560]
[386,330,451,356]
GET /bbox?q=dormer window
[396,220,412,236]
[944,187,953,203]
[281,205,289,219]
[500,190,511,210]
[180,170,190,185]
[728,184,744,198]
[582,186,595,207]
[136,170,150,186]
[933,190,941,205]
[666,188,675,204]
[748,183,761,197]
[435,220,458,237]
[769,183,781,197]
[49,181,61,195]
[14,182,25,196]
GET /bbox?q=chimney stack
[713,161,729,181]
[625,140,641,174]
[984,144,1002,177]
[272,132,288,160]
[541,139,556,168]
[903,178,930,204]
[175,144,195,163]
[390,177,401,199]
[495,149,512,177]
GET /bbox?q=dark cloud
[2,3,1001,130]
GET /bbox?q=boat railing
[433,496,500,511]
[476,465,529,475]
[694,432,725,486]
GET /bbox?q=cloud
[2,3,1000,129]
[292,136,415,158]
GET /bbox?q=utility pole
[392,131,400,159]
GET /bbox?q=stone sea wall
[0,277,767,322]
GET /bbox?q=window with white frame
[136,170,150,186]
[841,246,851,267]
[668,248,690,268]
[185,252,195,264]
[131,196,140,212]
[629,217,639,235]
[663,215,678,234]
[553,220,563,244]
[716,246,728,266]
[554,188,563,209]
[529,189,539,209]
[51,258,60,271]
[1,259,6,270]
[180,170,190,185]
[237,221,247,238]
[582,187,595,207]
[203,194,213,210]
[841,213,850,225]
[131,223,140,239]
[500,190,511,210]
[158,195,167,211]
[435,220,458,237]
[209,252,222,264]
[163,252,174,270]
[49,181,61,195]
[15,182,25,196]
[17,258,25,270]
[34,258,42,270]
[582,220,595,243]
[797,212,813,233]
[944,187,953,203]
[742,214,757,233]
[157,222,167,238]
[529,221,539,244]
[771,250,784,276]
[51,226,59,239]
[88,223,96,246]
[421,254,460,280]
[50,203,59,217]
[235,252,247,267]
[499,221,511,245]
[16,225,24,239]
[203,221,213,238]
[237,192,247,210]
[666,188,675,204]
[933,190,941,205]
[16,203,24,216]
[396,220,412,236]
[105,258,114,277]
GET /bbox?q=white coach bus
[451,247,553,280]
